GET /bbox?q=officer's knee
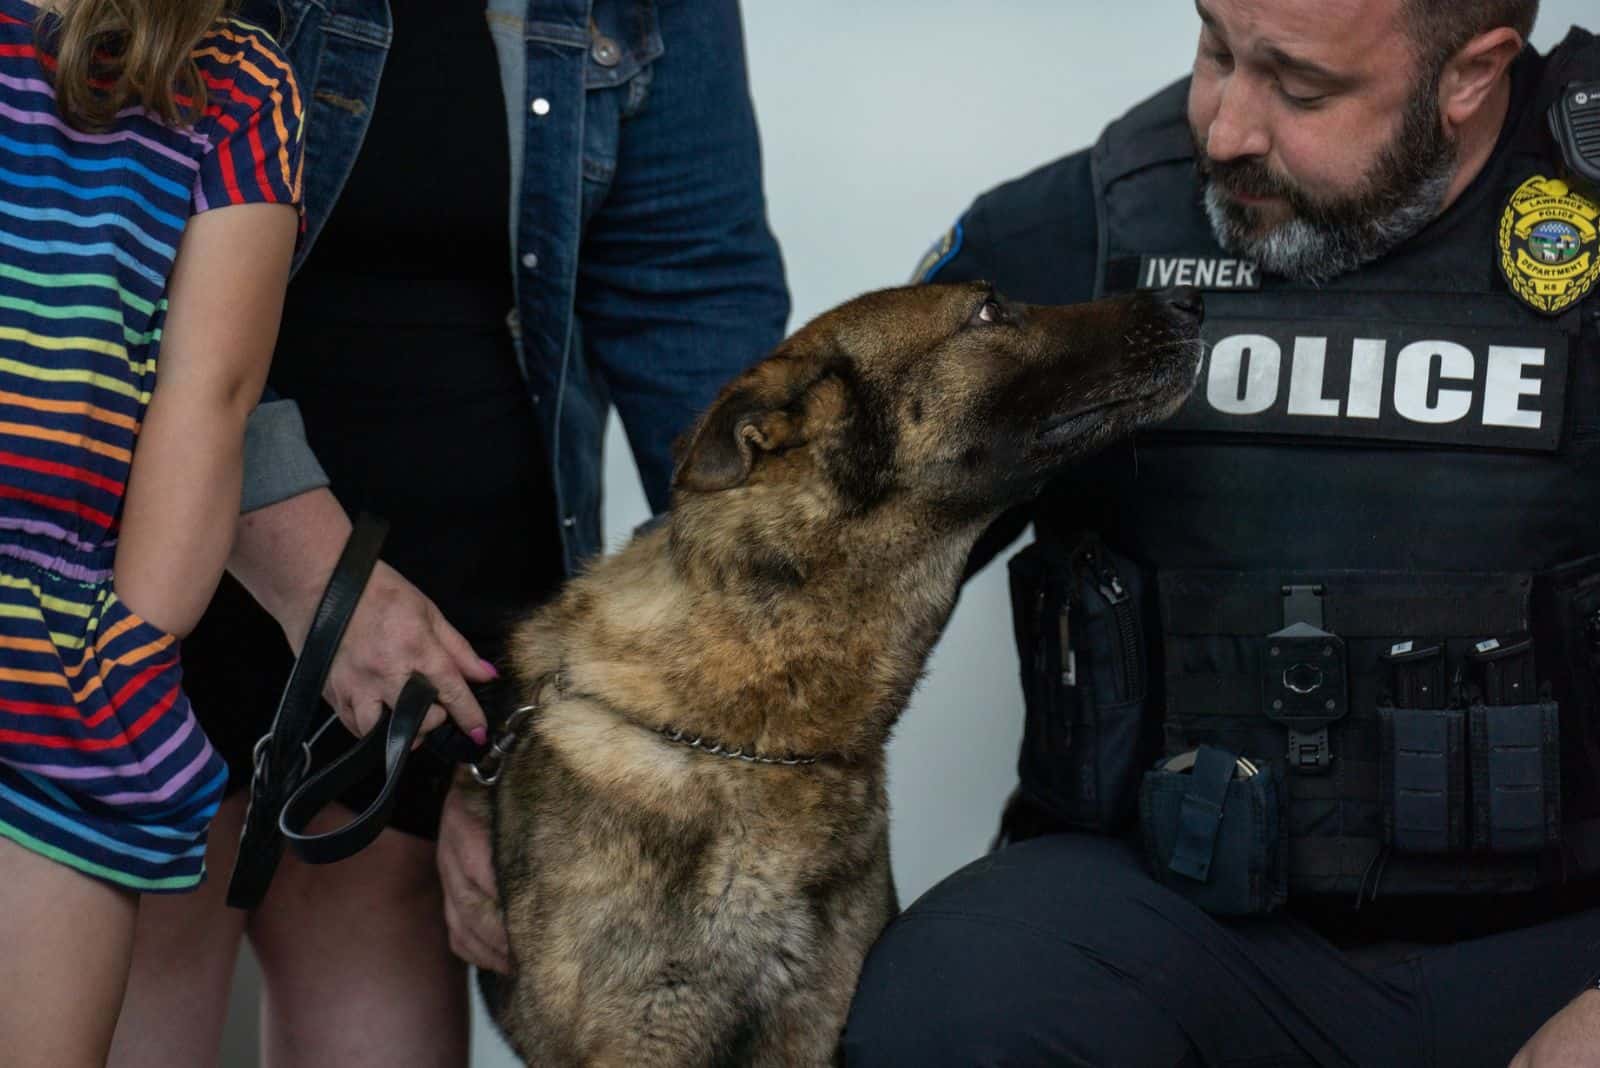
[843,922,1192,1065]
[842,910,1028,1066]
[842,837,1206,1066]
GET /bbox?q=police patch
[1497,174,1600,316]
[1160,316,1570,452]
[911,222,963,284]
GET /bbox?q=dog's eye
[975,299,1003,325]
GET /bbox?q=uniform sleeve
[909,205,992,286]
[189,20,305,217]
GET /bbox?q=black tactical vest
[1020,31,1600,901]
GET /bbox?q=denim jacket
[239,0,788,572]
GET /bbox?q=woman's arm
[113,202,298,636]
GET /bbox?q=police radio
[1549,81,1600,191]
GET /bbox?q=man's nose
[1204,78,1271,162]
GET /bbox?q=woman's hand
[323,558,495,742]
[229,488,494,744]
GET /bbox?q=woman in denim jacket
[108,1,789,1063]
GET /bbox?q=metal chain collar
[469,670,830,783]
[653,725,821,766]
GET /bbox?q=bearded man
[842,2,1600,1064]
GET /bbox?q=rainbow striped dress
[0,0,303,891]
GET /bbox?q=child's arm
[113,202,298,637]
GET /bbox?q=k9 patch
[1163,318,1571,451]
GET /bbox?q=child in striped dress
[0,0,303,1059]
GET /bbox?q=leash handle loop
[279,672,439,863]
[225,513,390,910]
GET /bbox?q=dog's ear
[674,360,817,493]
[673,387,806,493]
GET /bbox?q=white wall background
[219,2,1597,1064]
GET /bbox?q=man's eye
[976,299,1003,324]
[1280,88,1327,108]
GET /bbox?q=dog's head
[672,282,1202,529]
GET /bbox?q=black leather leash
[227,514,488,908]
[277,671,439,863]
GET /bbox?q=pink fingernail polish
[480,659,501,679]
[469,726,489,746]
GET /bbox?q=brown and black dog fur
[470,281,1203,1066]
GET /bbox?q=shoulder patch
[910,221,964,284]
[1498,174,1600,315]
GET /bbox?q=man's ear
[673,376,809,493]
[1439,26,1523,131]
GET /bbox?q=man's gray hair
[1401,0,1539,69]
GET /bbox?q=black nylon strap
[1168,746,1236,882]
[280,672,438,864]
[1160,571,1531,637]
[225,514,389,910]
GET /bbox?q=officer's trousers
[841,834,1600,1067]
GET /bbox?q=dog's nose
[1157,285,1205,319]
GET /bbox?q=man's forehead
[1196,0,1408,71]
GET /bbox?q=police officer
[845,1,1600,1065]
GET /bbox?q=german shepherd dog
[472,281,1204,1065]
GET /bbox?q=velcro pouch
[1139,745,1285,916]
[1379,707,1467,853]
[1469,701,1561,854]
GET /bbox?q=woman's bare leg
[248,802,469,1068]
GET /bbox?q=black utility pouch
[1008,533,1150,832]
[1535,553,1600,836]
[1378,642,1467,854]
[1379,706,1467,853]
[1139,745,1286,916]
[1469,700,1561,853]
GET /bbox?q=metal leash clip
[1162,748,1259,780]
[469,703,539,787]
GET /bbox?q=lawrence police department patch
[1498,174,1600,315]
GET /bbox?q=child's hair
[42,0,237,132]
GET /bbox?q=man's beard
[1194,80,1458,284]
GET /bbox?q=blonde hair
[42,0,235,131]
